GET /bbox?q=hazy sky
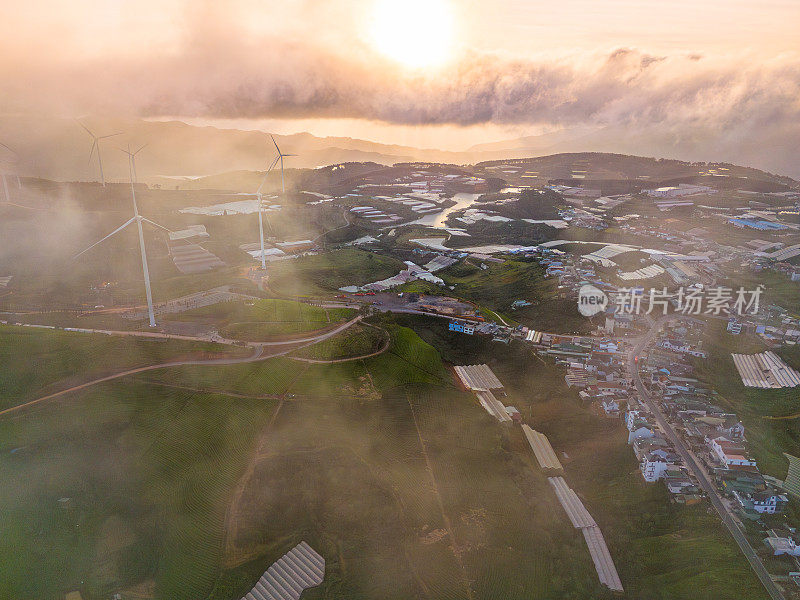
[1,0,798,165]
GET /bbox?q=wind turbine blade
[0,141,15,154]
[281,153,298,157]
[87,141,97,165]
[73,217,136,259]
[99,132,123,139]
[139,217,172,233]
[134,143,148,155]
[77,120,94,138]
[270,134,280,153]
[256,156,281,194]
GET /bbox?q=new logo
[578,284,608,317]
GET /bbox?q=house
[585,358,610,374]
[628,423,656,445]
[663,469,697,494]
[641,451,679,482]
[601,399,620,416]
[764,536,800,556]
[598,340,620,353]
[696,416,744,440]
[719,469,766,495]
[448,320,475,335]
[735,490,789,514]
[625,409,642,429]
[504,406,523,424]
[710,437,757,468]
[633,435,670,461]
[727,319,743,335]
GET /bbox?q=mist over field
[2,2,800,600]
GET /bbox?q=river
[408,192,481,228]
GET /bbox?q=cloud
[1,8,799,176]
[4,33,798,132]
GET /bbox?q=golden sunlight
[369,0,454,69]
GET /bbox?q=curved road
[629,317,784,600]
[0,316,363,419]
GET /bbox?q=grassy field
[0,314,773,600]
[4,311,147,331]
[289,323,387,360]
[267,249,405,296]
[166,299,355,340]
[693,322,800,479]
[210,327,606,600]
[0,322,604,600]
[0,382,278,600]
[393,314,770,599]
[425,258,592,334]
[719,269,800,317]
[437,259,554,310]
[0,325,240,411]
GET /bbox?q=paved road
[0,317,363,419]
[629,317,784,600]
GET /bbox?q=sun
[369,0,454,69]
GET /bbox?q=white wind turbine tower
[74,144,169,328]
[78,121,122,186]
[0,142,19,202]
[253,154,280,269]
[270,134,297,194]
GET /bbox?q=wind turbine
[74,144,169,327]
[0,142,18,202]
[78,121,121,186]
[253,155,280,269]
[270,134,297,194]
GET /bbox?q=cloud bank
[1,8,799,176]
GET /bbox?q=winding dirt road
[0,316,363,419]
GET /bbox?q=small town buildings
[628,423,655,445]
[710,437,757,468]
[641,451,680,482]
[764,532,800,556]
[734,490,789,515]
[505,406,523,423]
[601,399,619,416]
[719,469,767,495]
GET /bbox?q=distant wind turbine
[74,143,169,327]
[270,134,297,194]
[78,121,122,186]
[254,155,281,269]
[0,141,18,202]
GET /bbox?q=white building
[710,437,757,468]
[647,184,715,198]
[628,424,655,445]
[735,490,789,514]
[641,452,676,482]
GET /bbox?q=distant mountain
[0,115,466,183]
[0,114,797,184]
[467,125,800,181]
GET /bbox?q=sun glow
[369,0,454,69]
